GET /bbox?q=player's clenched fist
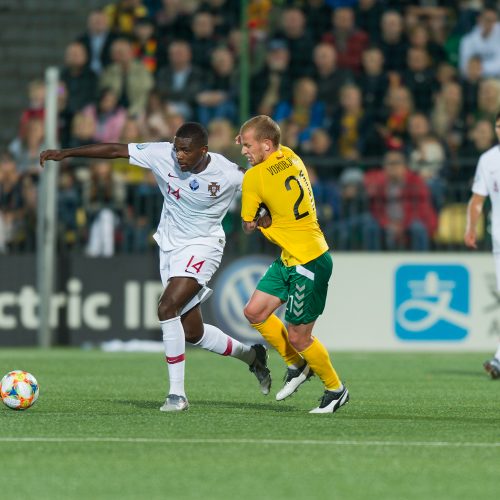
[39,149,65,167]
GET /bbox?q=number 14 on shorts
[185,255,206,274]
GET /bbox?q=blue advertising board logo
[395,265,469,341]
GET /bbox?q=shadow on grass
[116,399,299,412]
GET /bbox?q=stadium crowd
[1,0,499,256]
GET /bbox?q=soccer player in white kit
[40,122,272,411]
[465,111,500,379]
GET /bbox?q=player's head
[238,115,281,166]
[173,122,209,172]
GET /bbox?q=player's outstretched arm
[464,193,486,249]
[39,143,129,167]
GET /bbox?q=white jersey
[472,144,500,252]
[128,142,243,252]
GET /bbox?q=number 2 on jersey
[285,175,309,220]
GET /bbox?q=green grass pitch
[1,348,499,499]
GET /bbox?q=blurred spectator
[435,61,458,90]
[207,118,241,165]
[375,86,414,152]
[196,46,238,126]
[454,119,494,184]
[276,7,315,80]
[81,88,128,143]
[57,167,81,248]
[459,6,500,78]
[8,117,45,176]
[322,6,369,75]
[461,55,482,120]
[378,10,409,74]
[359,46,389,113]
[60,42,98,117]
[199,0,240,37]
[408,23,448,67]
[132,17,159,73]
[112,117,147,184]
[83,160,125,257]
[0,152,24,253]
[104,0,148,35]
[473,78,500,124]
[138,89,170,141]
[329,166,381,250]
[274,77,326,145]
[18,175,37,251]
[302,128,335,176]
[18,80,45,142]
[190,11,219,67]
[330,83,372,160]
[355,0,384,40]
[250,39,293,116]
[77,10,117,75]
[402,47,437,113]
[155,40,205,120]
[68,112,97,149]
[312,43,353,116]
[431,81,465,156]
[156,0,196,49]
[100,38,154,116]
[365,150,437,251]
[304,0,333,42]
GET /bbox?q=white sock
[195,324,256,365]
[494,343,500,361]
[160,316,186,398]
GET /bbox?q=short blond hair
[240,115,281,147]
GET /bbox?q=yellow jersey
[241,146,328,266]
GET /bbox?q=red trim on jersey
[222,337,233,356]
[166,354,185,364]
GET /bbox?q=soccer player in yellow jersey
[237,115,349,414]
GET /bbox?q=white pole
[37,66,59,348]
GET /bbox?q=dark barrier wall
[0,255,167,346]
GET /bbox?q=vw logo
[211,255,283,343]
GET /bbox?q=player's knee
[157,298,179,321]
[184,324,202,344]
[243,303,266,324]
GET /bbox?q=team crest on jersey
[190,179,199,191]
[208,182,221,197]
[135,143,149,150]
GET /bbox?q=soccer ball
[0,370,39,410]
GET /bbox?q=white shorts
[159,244,223,287]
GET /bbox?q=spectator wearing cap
[322,6,369,75]
[250,39,293,116]
[459,6,500,78]
[104,0,148,36]
[329,167,380,250]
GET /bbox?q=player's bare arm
[39,143,129,167]
[464,193,486,249]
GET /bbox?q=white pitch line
[0,437,499,448]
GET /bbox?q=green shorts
[256,251,333,325]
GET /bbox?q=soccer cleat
[249,344,272,395]
[276,364,314,401]
[160,394,189,412]
[483,358,500,379]
[309,385,349,414]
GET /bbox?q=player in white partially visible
[465,110,500,379]
[40,122,271,410]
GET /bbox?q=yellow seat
[434,203,484,244]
